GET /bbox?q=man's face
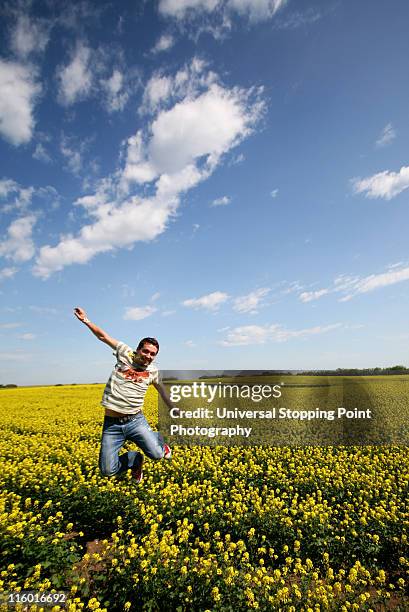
[133,342,158,367]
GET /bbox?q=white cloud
[352,165,409,200]
[184,339,196,347]
[0,351,30,361]
[100,69,129,112]
[211,195,231,206]
[141,59,215,114]
[274,7,322,29]
[299,288,329,303]
[0,267,18,281]
[18,333,36,340]
[33,143,51,163]
[298,263,409,304]
[0,60,40,145]
[121,132,158,184]
[0,215,37,263]
[339,265,409,302]
[0,179,34,212]
[0,322,21,329]
[34,66,263,277]
[0,180,34,213]
[159,0,220,18]
[56,40,135,113]
[123,305,157,320]
[57,3,105,32]
[270,188,279,198]
[57,43,93,106]
[230,152,245,165]
[38,185,61,210]
[281,280,304,295]
[33,194,177,278]
[0,179,56,215]
[60,136,97,180]
[152,34,175,54]
[233,288,270,313]
[10,15,50,59]
[127,62,259,187]
[376,122,396,148]
[220,322,341,346]
[151,292,161,302]
[228,0,287,22]
[221,323,274,345]
[156,163,206,197]
[183,291,229,311]
[158,0,287,22]
[29,306,58,315]
[73,178,113,211]
[142,75,173,113]
[147,83,262,176]
[60,135,83,175]
[0,179,18,199]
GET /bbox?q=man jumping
[74,307,175,484]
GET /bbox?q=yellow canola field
[0,383,408,611]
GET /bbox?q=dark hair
[136,337,160,353]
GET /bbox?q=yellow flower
[211,587,221,602]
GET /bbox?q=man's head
[133,337,159,367]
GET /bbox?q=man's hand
[73,307,118,349]
[74,307,89,323]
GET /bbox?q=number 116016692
[1,591,68,608]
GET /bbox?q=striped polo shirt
[101,342,159,414]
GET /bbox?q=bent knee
[145,447,164,461]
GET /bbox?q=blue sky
[1,0,409,385]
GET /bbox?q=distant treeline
[297,366,409,376]
[164,366,409,381]
[196,367,409,378]
[2,367,408,389]
[0,383,103,389]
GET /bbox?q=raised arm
[74,307,119,350]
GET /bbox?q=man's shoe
[163,443,172,459]
[131,456,143,483]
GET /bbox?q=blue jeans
[99,413,165,477]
